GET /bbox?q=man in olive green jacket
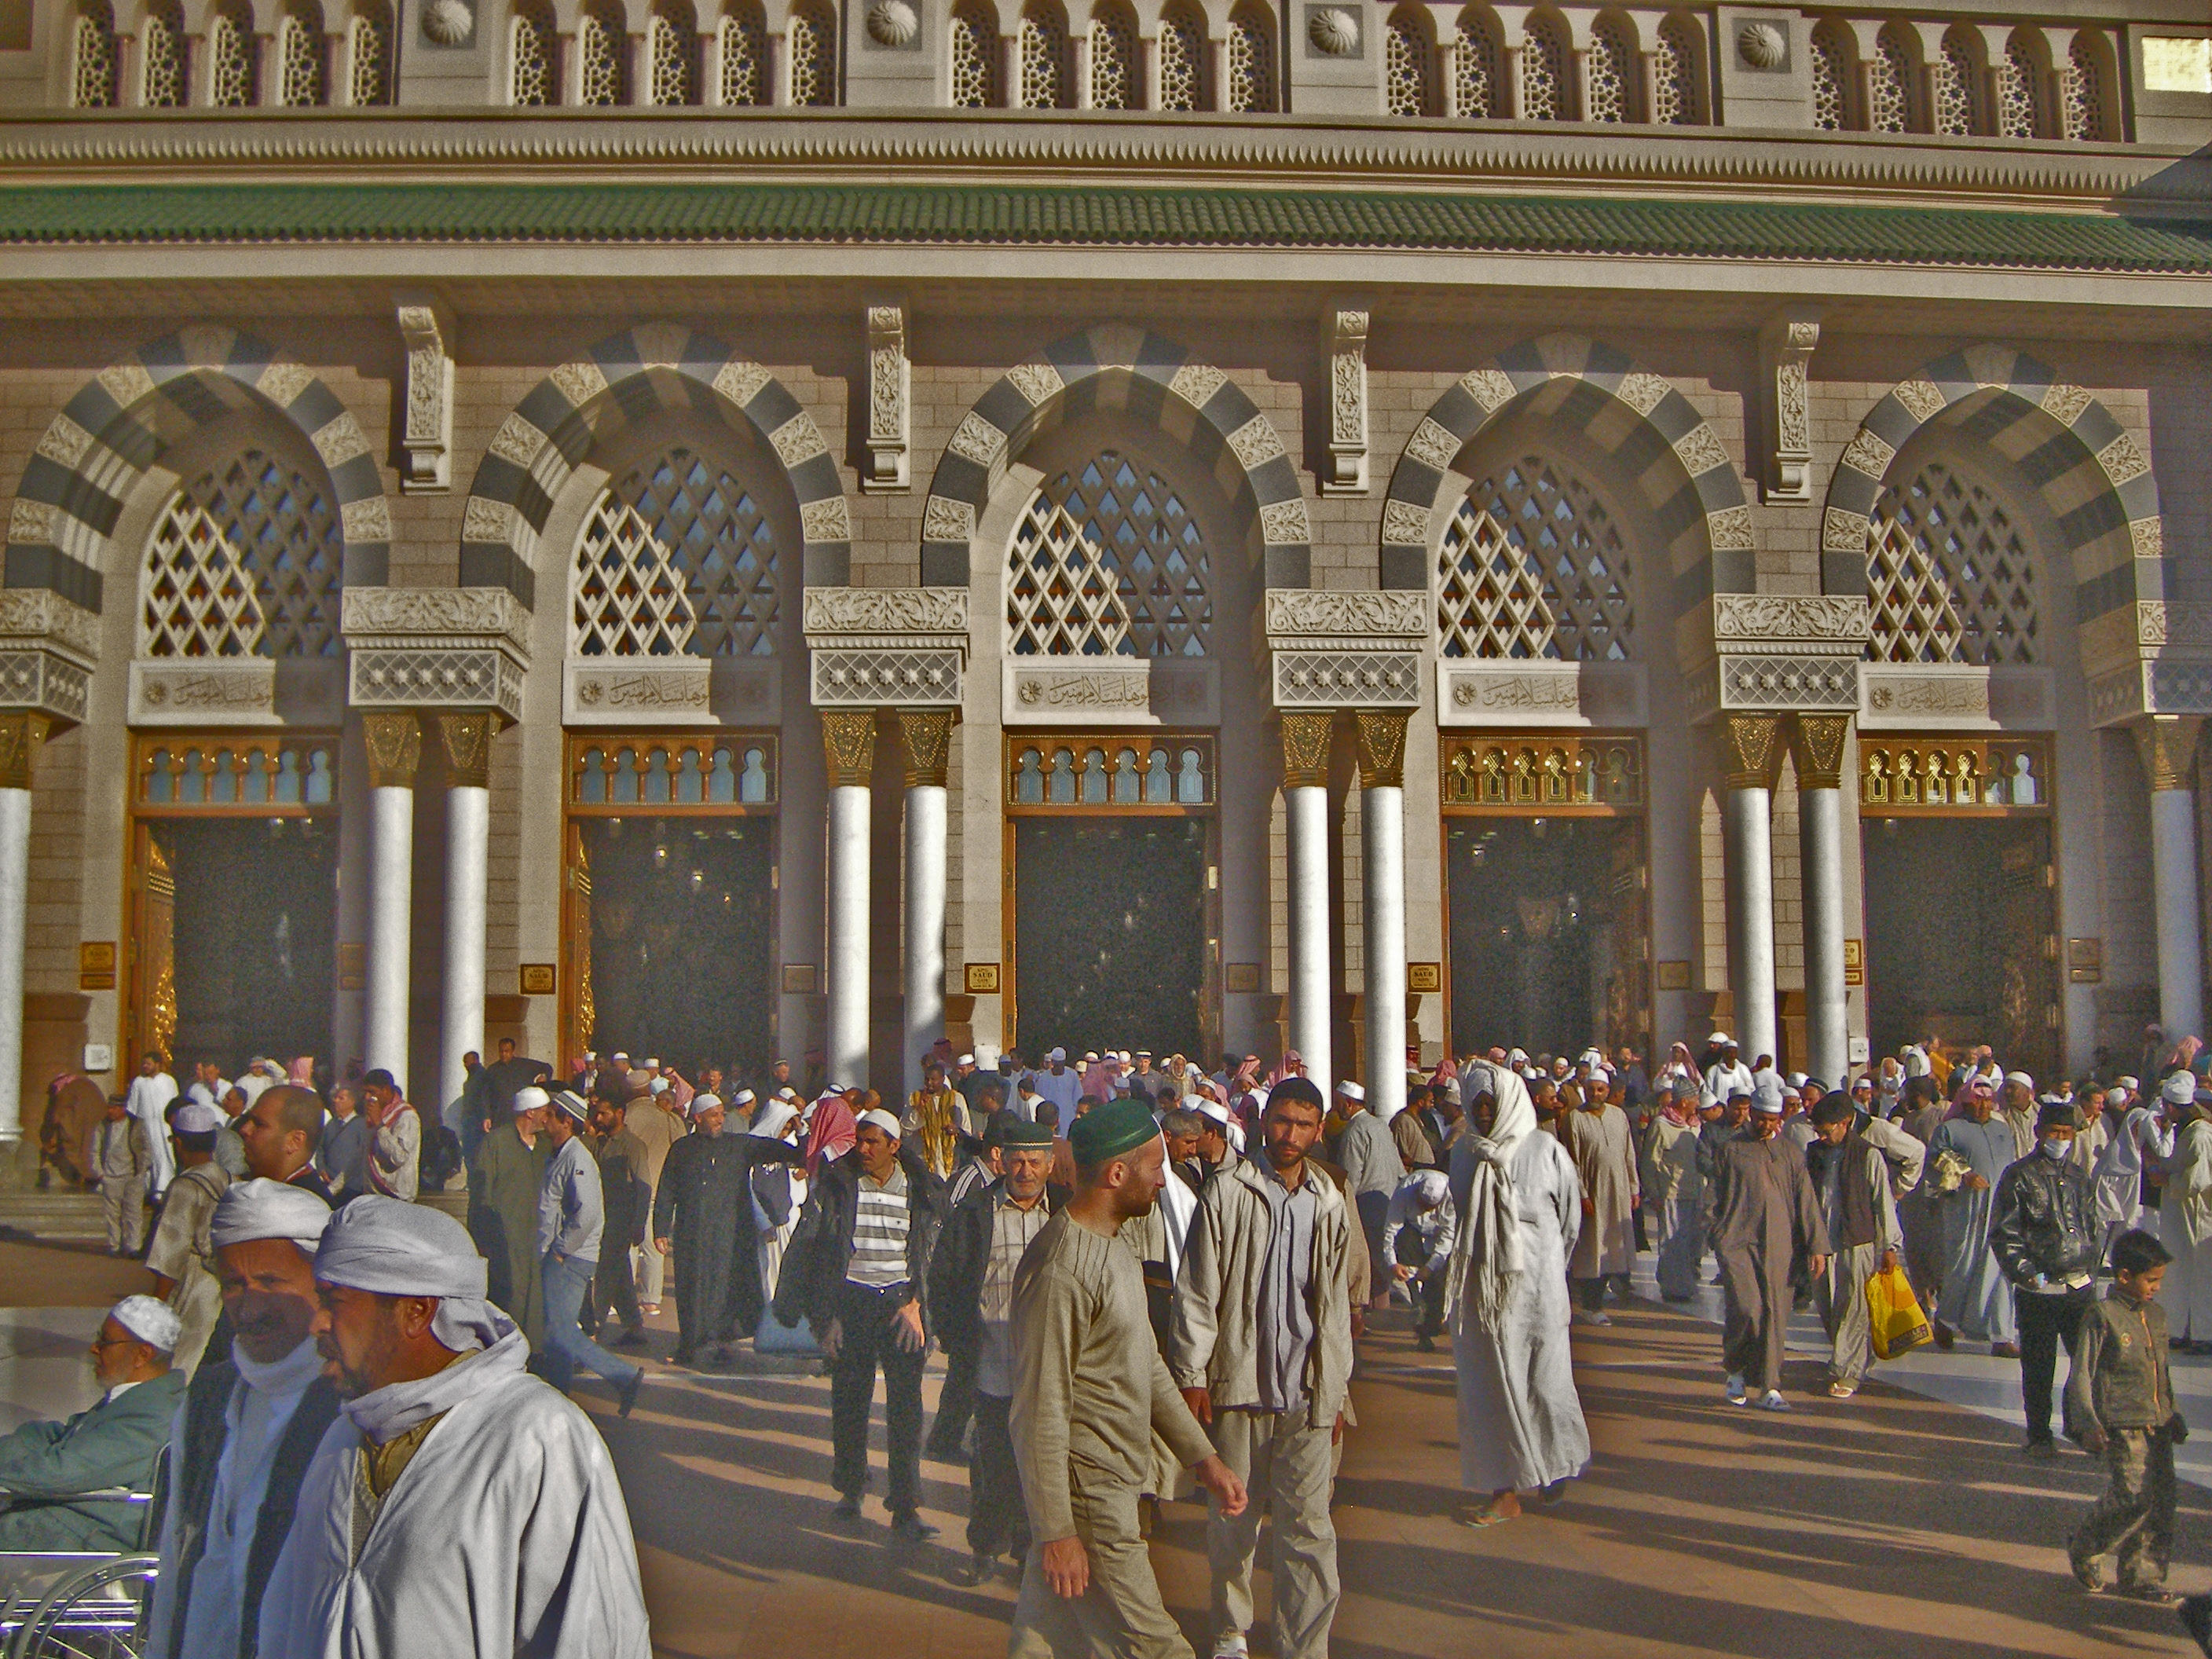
[1171,1077,1354,1659]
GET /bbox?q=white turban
[858,1108,903,1140]
[749,1099,799,1141]
[512,1086,550,1115]
[111,1294,181,1353]
[2164,1074,2196,1106]
[174,1101,222,1135]
[313,1196,502,1353]
[211,1177,331,1253]
[732,1089,756,1108]
[1047,1047,1066,1063]
[2004,1071,2035,1092]
[1751,1074,1786,1115]
[688,1092,724,1119]
[1408,1169,1451,1208]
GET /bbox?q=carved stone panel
[1274,652,1422,709]
[1861,665,2005,731]
[0,652,88,726]
[1437,662,1647,729]
[564,657,712,726]
[802,586,969,641]
[1757,311,1819,505]
[1707,595,1869,650]
[1320,306,1368,497]
[1002,659,1219,727]
[131,658,288,727]
[342,586,532,650]
[350,648,523,722]
[811,649,964,707]
[1263,588,1426,642]
[864,303,910,494]
[394,293,454,495]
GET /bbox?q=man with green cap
[1010,1097,1248,1657]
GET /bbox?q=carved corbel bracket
[864,302,910,494]
[1320,306,1369,498]
[1758,310,1820,506]
[394,291,456,495]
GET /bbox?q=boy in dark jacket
[2067,1229,2185,1603]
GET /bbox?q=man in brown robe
[1705,1090,1829,1411]
[1560,1082,1638,1325]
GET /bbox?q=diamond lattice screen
[1439,458,1633,661]
[574,447,778,657]
[143,450,342,659]
[1866,461,2038,666]
[1008,452,1211,657]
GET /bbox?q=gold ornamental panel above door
[1441,734,1644,815]
[1859,735,2049,814]
[134,734,339,815]
[1005,734,1216,812]
[566,733,778,813]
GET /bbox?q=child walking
[2067,1228,2186,1604]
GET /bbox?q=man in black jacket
[775,1108,948,1539]
[1993,1100,2102,1456]
[927,1118,1064,1584]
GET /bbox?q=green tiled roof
[0,181,2207,271]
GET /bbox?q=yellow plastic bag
[1866,1264,1932,1361]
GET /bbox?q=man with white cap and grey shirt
[148,1178,342,1659]
[258,1196,650,1657]
[539,1088,646,1414]
[1329,1080,1404,1309]
[147,1098,234,1375]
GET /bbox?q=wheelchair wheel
[8,1555,156,1659]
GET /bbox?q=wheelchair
[0,1444,167,1658]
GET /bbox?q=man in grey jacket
[1173,1076,1354,1659]
[537,1089,644,1414]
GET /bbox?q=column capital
[895,708,954,789]
[1353,709,1409,789]
[2134,716,2204,793]
[430,710,496,789]
[1280,711,1332,790]
[822,709,878,789]
[1788,713,1852,790]
[0,711,50,791]
[361,711,423,789]
[1719,712,1785,791]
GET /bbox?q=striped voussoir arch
[460,322,851,606]
[1380,332,1752,612]
[917,324,1311,587]
[1820,343,2163,627]
[7,325,392,612]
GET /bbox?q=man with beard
[1706,1087,1829,1410]
[257,1199,650,1657]
[1928,1077,2022,1356]
[583,1093,649,1349]
[147,1180,342,1658]
[469,1085,549,1347]
[654,1092,801,1366]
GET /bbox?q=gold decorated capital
[361,712,423,789]
[1280,712,1332,790]
[822,709,878,789]
[0,712,49,791]
[896,709,954,789]
[431,711,496,790]
[1788,714,1851,791]
[1720,713,1785,793]
[2134,716,2203,793]
[1353,709,1409,789]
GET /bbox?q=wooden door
[126,824,176,1070]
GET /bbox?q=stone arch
[8,325,391,613]
[1820,342,2160,635]
[1381,331,1751,613]
[460,321,851,608]
[918,324,1310,589]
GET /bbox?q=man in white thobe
[1928,1079,2020,1355]
[257,1197,651,1658]
[2096,1076,2178,1257]
[1031,1047,1085,1125]
[127,1050,179,1199]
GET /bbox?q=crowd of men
[6,1024,2212,1653]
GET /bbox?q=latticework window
[349,1,394,103]
[1019,4,1069,108]
[279,2,327,105]
[1454,11,1498,116]
[719,2,765,103]
[1866,462,2037,666]
[1384,10,1433,116]
[2063,35,2107,141]
[650,0,698,103]
[142,451,343,660]
[1810,20,1851,130]
[579,3,626,104]
[1090,6,1134,108]
[1226,7,1273,112]
[142,1,187,104]
[788,1,833,104]
[573,448,779,658]
[73,2,119,107]
[1586,16,1631,123]
[1439,459,1633,661]
[1932,27,1981,135]
[209,1,258,106]
[1996,34,2043,138]
[1008,452,1211,658]
[1870,24,1914,133]
[1157,6,1202,109]
[1521,14,1566,120]
[511,0,558,103]
[950,3,997,104]
[1654,13,1703,123]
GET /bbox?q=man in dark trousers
[584,1091,649,1349]
[1706,1088,1829,1412]
[1993,1099,2101,1456]
[653,1093,795,1367]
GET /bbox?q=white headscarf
[1445,1062,1536,1331]
[211,1177,331,1254]
[749,1099,799,1141]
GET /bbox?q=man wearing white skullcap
[1706,1086,1830,1409]
[467,1082,549,1348]
[0,1293,188,1551]
[1925,1077,2023,1356]
[146,1098,235,1375]
[258,1198,651,1659]
[621,1069,687,1318]
[2093,1076,2180,1261]
[1031,1046,1083,1125]
[651,1092,802,1367]
[1330,1080,1403,1308]
[536,1090,646,1412]
[147,1179,341,1659]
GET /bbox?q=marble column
[1357,710,1408,1119]
[822,711,877,1089]
[2137,717,2206,1042]
[1790,714,1851,1088]
[1720,714,1783,1067]
[1281,712,1333,1093]
[898,709,953,1100]
[0,714,48,1144]
[433,712,495,1119]
[361,712,421,1096]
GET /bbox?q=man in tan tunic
[1010,1097,1247,1659]
[145,1101,233,1374]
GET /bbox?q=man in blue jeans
[539,1088,645,1416]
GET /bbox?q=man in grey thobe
[1706,1090,1829,1411]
